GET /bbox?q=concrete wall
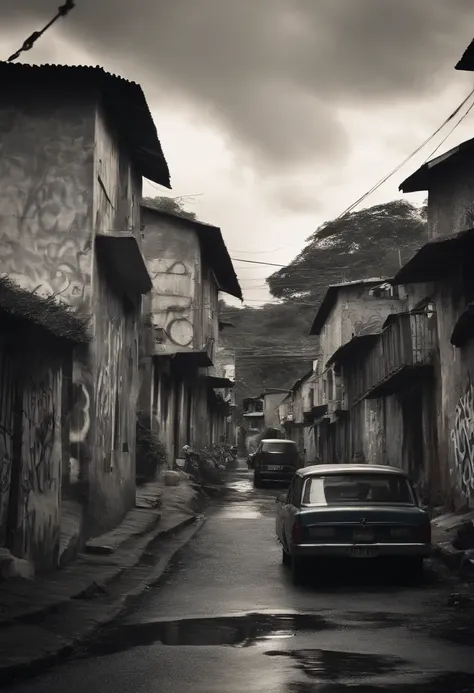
[0,88,145,542]
[428,160,474,240]
[433,279,474,508]
[319,286,402,365]
[264,392,289,428]
[0,90,95,310]
[0,320,70,572]
[140,210,203,355]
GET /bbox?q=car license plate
[349,546,378,558]
[268,465,283,471]
[353,529,374,542]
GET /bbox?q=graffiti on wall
[451,382,474,499]
[69,347,93,490]
[148,257,196,350]
[0,112,93,310]
[20,361,62,567]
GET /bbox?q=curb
[433,542,474,576]
[0,515,204,687]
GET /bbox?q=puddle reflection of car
[251,439,302,488]
[275,464,431,585]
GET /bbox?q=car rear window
[261,442,297,453]
[302,474,415,506]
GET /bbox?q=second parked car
[250,439,302,487]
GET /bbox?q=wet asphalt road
[6,462,474,693]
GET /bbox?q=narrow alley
[4,460,474,693]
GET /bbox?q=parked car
[252,439,302,488]
[275,464,431,585]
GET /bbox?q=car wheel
[282,548,291,566]
[291,556,306,585]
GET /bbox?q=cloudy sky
[1,1,474,305]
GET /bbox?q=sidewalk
[432,510,474,574]
[0,474,204,683]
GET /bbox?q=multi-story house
[138,205,241,463]
[388,46,474,507]
[279,367,318,464]
[0,62,170,561]
[309,279,402,465]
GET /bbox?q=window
[302,473,415,506]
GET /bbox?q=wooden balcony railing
[349,312,437,401]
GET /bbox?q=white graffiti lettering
[70,383,90,444]
[451,384,474,499]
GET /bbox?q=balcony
[363,311,437,399]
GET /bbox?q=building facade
[0,62,170,558]
[138,206,241,463]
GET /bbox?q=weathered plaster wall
[18,346,63,570]
[88,268,139,532]
[141,210,202,355]
[428,161,474,240]
[0,91,95,311]
[0,322,67,571]
[434,279,474,508]
[264,393,289,428]
[0,336,16,548]
[202,266,219,361]
[319,287,402,365]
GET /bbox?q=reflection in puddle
[219,504,262,519]
[79,613,334,658]
[226,479,253,493]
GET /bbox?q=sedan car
[251,439,302,487]
[275,464,431,585]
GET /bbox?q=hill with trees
[142,196,428,401]
[220,199,428,399]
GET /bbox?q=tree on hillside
[142,195,198,221]
[266,200,428,304]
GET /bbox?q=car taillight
[419,522,431,543]
[292,521,303,544]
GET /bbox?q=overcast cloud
[1,1,473,303]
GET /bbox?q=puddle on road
[266,648,405,679]
[226,479,253,494]
[219,503,262,519]
[79,612,335,658]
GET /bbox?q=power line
[335,85,474,220]
[7,1,76,62]
[231,257,288,268]
[423,96,474,163]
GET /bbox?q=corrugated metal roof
[0,61,170,188]
[141,205,242,300]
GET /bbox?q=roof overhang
[393,227,474,284]
[172,350,213,368]
[399,138,474,193]
[451,303,474,348]
[455,40,474,71]
[95,234,152,296]
[326,334,379,368]
[207,376,235,389]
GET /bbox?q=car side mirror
[276,493,286,504]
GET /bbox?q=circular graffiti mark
[167,318,194,347]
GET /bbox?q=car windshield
[261,442,296,453]
[302,473,415,506]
